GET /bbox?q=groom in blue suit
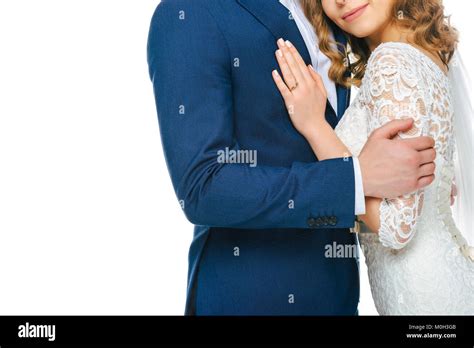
[147,0,436,315]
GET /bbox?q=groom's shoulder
[153,0,216,16]
[148,0,230,54]
[151,0,224,30]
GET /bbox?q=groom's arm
[147,0,355,229]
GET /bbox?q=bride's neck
[365,22,411,52]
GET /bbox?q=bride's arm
[360,46,432,249]
[272,39,382,231]
[272,40,433,250]
[302,123,384,234]
[305,124,384,232]
[272,40,350,160]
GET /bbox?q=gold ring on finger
[289,81,299,91]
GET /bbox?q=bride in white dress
[272,0,474,314]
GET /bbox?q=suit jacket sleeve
[147,0,355,229]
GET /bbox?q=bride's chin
[341,31,367,40]
[352,33,369,39]
[341,24,379,40]
[348,29,375,39]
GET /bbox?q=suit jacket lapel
[236,0,344,126]
[236,0,311,61]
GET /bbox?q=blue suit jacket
[148,0,359,315]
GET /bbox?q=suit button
[322,216,329,226]
[315,217,323,227]
[307,217,317,228]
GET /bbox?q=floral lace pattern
[364,45,435,249]
[335,42,474,314]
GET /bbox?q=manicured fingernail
[277,38,285,46]
[285,40,292,47]
[276,50,283,57]
[309,64,315,70]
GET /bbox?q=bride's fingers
[277,39,305,85]
[307,65,328,97]
[418,162,436,178]
[284,40,313,85]
[272,70,292,100]
[275,49,297,91]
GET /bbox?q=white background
[0,0,471,315]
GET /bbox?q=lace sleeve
[364,44,433,250]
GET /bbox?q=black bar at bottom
[0,315,472,346]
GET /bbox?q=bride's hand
[272,38,328,139]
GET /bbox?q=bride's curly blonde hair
[301,0,459,87]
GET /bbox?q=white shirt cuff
[353,157,366,215]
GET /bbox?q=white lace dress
[335,42,474,315]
